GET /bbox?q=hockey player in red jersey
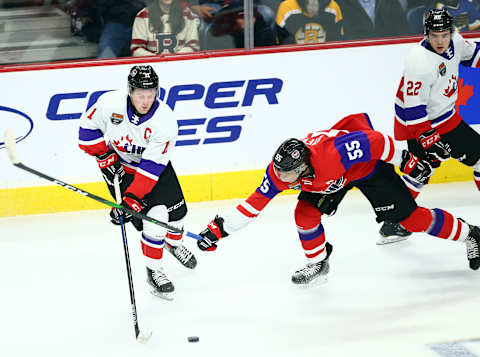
[78,65,196,300]
[380,8,480,244]
[197,113,480,285]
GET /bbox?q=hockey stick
[3,129,202,241]
[114,175,152,344]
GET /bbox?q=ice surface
[1,182,479,357]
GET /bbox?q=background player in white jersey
[196,113,480,286]
[78,65,196,300]
[380,8,480,244]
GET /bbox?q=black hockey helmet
[424,8,454,35]
[272,138,308,172]
[128,65,159,94]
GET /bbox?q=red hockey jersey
[227,113,403,230]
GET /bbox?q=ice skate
[460,220,480,270]
[146,267,174,300]
[377,221,412,245]
[292,242,332,286]
[165,243,197,269]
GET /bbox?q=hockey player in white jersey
[78,65,196,300]
[379,9,480,245]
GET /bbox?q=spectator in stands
[202,0,276,49]
[336,0,411,40]
[427,1,480,31]
[131,0,200,56]
[186,0,276,48]
[186,0,276,25]
[66,0,102,43]
[276,0,343,45]
[91,0,147,58]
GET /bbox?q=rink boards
[1,36,479,217]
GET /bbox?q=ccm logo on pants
[375,204,395,212]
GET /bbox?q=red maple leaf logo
[455,78,474,113]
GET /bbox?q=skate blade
[150,288,174,301]
[376,235,409,245]
[293,275,328,288]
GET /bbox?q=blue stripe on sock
[428,209,445,236]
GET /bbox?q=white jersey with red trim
[78,90,177,198]
[130,7,199,56]
[394,31,480,140]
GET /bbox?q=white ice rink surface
[1,181,480,357]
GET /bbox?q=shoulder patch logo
[110,113,124,125]
[439,62,446,76]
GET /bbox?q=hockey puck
[188,336,199,343]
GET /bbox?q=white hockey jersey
[78,90,178,199]
[394,31,480,140]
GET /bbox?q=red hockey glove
[120,192,147,231]
[96,149,125,186]
[418,129,451,162]
[197,215,229,252]
[400,150,433,184]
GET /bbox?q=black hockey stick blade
[3,129,202,241]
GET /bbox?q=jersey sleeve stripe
[78,141,108,156]
[239,201,260,216]
[430,109,454,125]
[79,127,104,141]
[78,128,107,155]
[237,204,258,218]
[379,132,390,161]
[395,104,428,122]
[244,190,274,213]
[78,137,105,147]
[380,133,395,162]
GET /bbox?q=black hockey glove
[418,129,451,162]
[400,150,433,184]
[110,207,133,225]
[119,192,148,231]
[197,215,229,252]
[96,149,125,187]
[298,189,349,216]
